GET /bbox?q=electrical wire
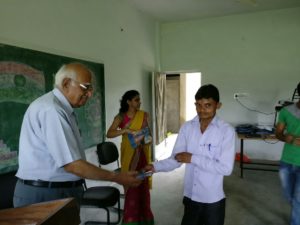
[235,98,275,115]
[262,139,279,144]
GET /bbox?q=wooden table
[238,134,279,178]
[0,198,80,225]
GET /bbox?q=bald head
[55,62,94,108]
[54,62,93,89]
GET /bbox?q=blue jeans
[279,161,300,225]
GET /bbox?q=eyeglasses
[71,79,93,92]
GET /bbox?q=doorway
[166,72,201,134]
[166,74,180,133]
[154,72,201,160]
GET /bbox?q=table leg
[240,138,244,178]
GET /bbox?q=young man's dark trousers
[181,196,226,225]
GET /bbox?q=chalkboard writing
[0,43,105,174]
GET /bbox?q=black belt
[18,178,84,188]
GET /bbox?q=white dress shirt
[154,115,236,203]
[16,88,85,181]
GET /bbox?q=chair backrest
[292,87,300,101]
[96,141,119,165]
[0,171,17,209]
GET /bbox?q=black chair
[97,142,121,172]
[81,141,122,225]
[97,142,125,200]
[274,87,299,126]
[0,171,17,209]
[292,87,300,101]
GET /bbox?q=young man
[275,82,300,225]
[146,84,236,225]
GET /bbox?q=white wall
[0,0,158,183]
[185,72,201,121]
[160,7,300,159]
[1,1,298,163]
[0,0,158,133]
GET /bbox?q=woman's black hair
[119,90,140,114]
[195,84,219,102]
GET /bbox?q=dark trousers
[181,197,226,225]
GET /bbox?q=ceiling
[127,0,300,22]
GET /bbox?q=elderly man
[14,62,140,207]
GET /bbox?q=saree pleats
[120,110,154,225]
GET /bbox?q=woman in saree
[107,90,154,225]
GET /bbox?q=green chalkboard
[0,43,105,174]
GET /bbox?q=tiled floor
[81,134,290,225]
[80,134,178,224]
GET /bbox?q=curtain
[154,72,167,145]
